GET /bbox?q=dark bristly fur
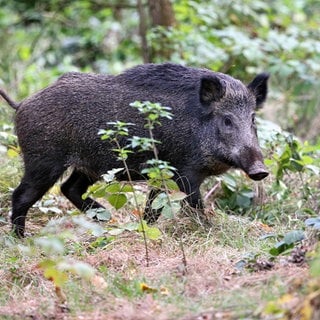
[0,63,269,237]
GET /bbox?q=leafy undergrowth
[0,192,319,320]
[0,121,319,319]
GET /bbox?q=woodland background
[0,1,320,319]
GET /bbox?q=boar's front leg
[176,175,204,210]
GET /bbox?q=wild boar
[0,63,269,237]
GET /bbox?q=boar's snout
[238,147,269,181]
[247,163,269,181]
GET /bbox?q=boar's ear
[248,73,269,109]
[200,76,226,105]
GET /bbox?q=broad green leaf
[160,169,174,179]
[299,155,314,165]
[151,192,168,210]
[161,205,174,219]
[161,202,181,219]
[18,46,31,60]
[86,209,98,219]
[137,220,148,233]
[83,184,106,199]
[7,148,19,158]
[123,222,139,231]
[43,268,68,287]
[107,193,127,209]
[269,231,304,257]
[91,186,108,198]
[86,207,111,221]
[121,183,134,192]
[96,209,112,221]
[283,230,305,244]
[105,182,121,193]
[222,174,237,191]
[168,191,187,202]
[148,179,162,188]
[39,259,68,287]
[236,194,252,208]
[269,242,294,256]
[145,226,162,240]
[164,179,180,191]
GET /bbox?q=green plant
[82,101,189,267]
[266,135,319,183]
[215,172,255,214]
[87,101,187,223]
[209,117,319,230]
[269,230,305,256]
[130,101,187,219]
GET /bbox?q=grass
[0,155,319,319]
[0,207,312,319]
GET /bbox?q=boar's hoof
[12,226,25,238]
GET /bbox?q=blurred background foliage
[0,2,320,316]
[0,0,319,140]
[0,0,319,241]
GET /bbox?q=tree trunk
[137,0,150,63]
[148,0,176,27]
[147,0,176,62]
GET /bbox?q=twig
[204,181,221,202]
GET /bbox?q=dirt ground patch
[0,207,317,320]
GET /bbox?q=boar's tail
[0,89,19,110]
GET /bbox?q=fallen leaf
[140,282,157,293]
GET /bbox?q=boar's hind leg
[144,188,162,223]
[61,169,104,213]
[11,163,64,238]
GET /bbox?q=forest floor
[0,192,318,320]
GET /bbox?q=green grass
[0,152,319,319]
[0,207,314,319]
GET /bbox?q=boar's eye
[224,117,233,127]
